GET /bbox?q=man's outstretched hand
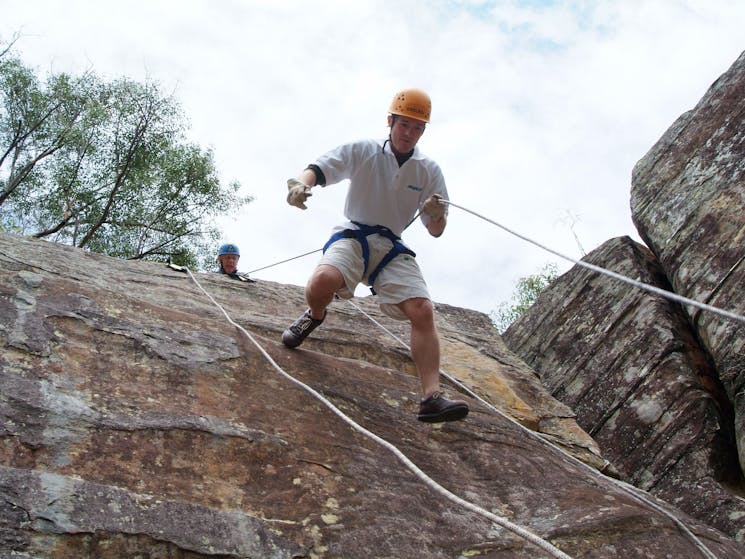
[287,178,313,210]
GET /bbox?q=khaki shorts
[318,236,431,320]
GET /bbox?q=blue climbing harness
[322,221,416,295]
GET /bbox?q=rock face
[504,50,745,545]
[503,236,744,540]
[631,51,745,473]
[2,232,743,558]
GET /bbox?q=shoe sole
[417,404,469,423]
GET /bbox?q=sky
[2,0,744,317]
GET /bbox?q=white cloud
[2,0,744,316]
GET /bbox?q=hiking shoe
[417,391,469,423]
[282,309,326,348]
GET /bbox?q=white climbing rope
[437,201,726,558]
[346,197,726,559]
[182,267,573,559]
[345,299,719,559]
[247,247,323,275]
[246,202,743,327]
[207,197,733,558]
[442,200,745,326]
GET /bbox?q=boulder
[503,236,745,541]
[631,50,745,471]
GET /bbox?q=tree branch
[76,116,149,248]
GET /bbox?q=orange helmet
[389,88,431,123]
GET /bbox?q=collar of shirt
[380,138,424,161]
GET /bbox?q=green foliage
[491,262,559,333]
[0,38,250,267]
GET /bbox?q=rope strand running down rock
[344,298,718,559]
[183,267,574,559]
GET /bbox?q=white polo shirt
[314,138,448,237]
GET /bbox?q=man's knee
[398,297,435,325]
[307,264,345,296]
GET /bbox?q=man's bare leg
[282,264,345,348]
[397,297,469,423]
[397,297,441,397]
[306,264,345,320]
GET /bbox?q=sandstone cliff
[631,51,745,473]
[2,229,743,558]
[504,51,745,549]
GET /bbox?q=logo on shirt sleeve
[406,184,423,192]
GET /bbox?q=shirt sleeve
[314,140,371,186]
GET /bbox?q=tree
[491,263,559,333]
[0,39,249,268]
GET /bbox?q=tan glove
[422,194,446,220]
[286,178,312,210]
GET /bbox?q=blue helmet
[218,243,240,257]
